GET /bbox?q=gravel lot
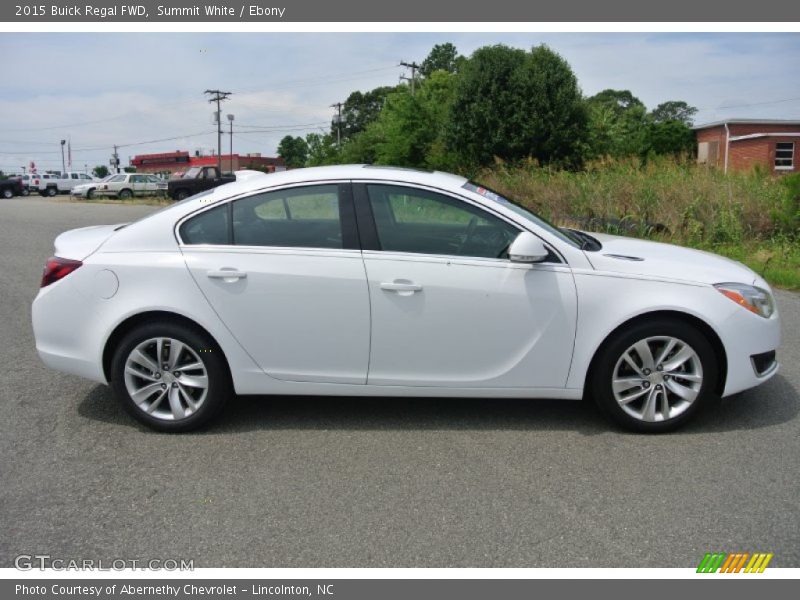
[0,196,798,567]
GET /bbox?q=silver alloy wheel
[612,336,703,423]
[123,337,208,421]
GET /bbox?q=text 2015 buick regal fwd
[32,166,781,432]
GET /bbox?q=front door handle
[380,281,422,293]
[207,268,247,281]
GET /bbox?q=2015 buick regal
[32,165,781,432]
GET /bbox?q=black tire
[175,188,190,201]
[590,318,718,433]
[110,321,230,432]
[46,187,57,197]
[21,188,30,197]
[2,189,12,199]
[86,188,95,199]
[118,188,133,199]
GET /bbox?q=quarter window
[775,142,795,170]
[179,204,229,245]
[232,184,343,249]
[366,184,519,259]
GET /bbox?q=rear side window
[179,204,229,245]
[231,185,343,249]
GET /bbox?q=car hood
[54,224,124,260]
[584,232,759,286]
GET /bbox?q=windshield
[463,182,581,248]
[183,167,201,179]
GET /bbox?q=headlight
[715,283,775,318]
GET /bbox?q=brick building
[693,119,799,174]
[129,151,285,177]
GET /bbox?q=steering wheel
[456,216,479,254]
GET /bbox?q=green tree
[650,100,698,126]
[420,43,462,77]
[92,165,109,178]
[369,70,458,169]
[643,120,695,156]
[335,86,396,140]
[277,135,309,168]
[447,44,588,167]
[304,133,340,166]
[586,89,649,158]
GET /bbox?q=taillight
[41,256,82,288]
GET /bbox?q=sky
[0,32,799,174]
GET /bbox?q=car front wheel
[110,321,230,432]
[590,318,718,432]
[2,189,12,199]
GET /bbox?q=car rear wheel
[46,187,57,197]
[590,318,718,433]
[110,321,230,432]
[175,189,190,201]
[21,188,30,197]
[86,188,95,199]
[118,188,133,199]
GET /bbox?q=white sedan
[94,173,164,198]
[70,175,114,199]
[31,166,781,432]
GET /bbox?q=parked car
[40,172,98,196]
[1,176,25,198]
[70,175,116,199]
[93,173,163,199]
[32,165,781,433]
[167,166,235,201]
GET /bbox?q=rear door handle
[207,268,247,281]
[380,281,422,293]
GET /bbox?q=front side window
[366,184,519,259]
[775,142,795,170]
[232,185,343,249]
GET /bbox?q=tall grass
[475,156,800,288]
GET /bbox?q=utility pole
[227,114,234,171]
[330,102,343,148]
[399,61,420,95]
[204,89,232,174]
[60,139,66,175]
[111,145,120,173]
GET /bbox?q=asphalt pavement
[1,196,798,567]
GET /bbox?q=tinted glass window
[179,204,229,245]
[366,184,518,259]
[232,185,342,249]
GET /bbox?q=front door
[356,183,577,389]
[180,182,370,384]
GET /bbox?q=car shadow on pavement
[78,373,798,436]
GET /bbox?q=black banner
[4,0,800,22]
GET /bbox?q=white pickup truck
[39,172,99,196]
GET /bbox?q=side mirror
[508,232,549,263]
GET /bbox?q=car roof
[210,164,469,200]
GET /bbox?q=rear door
[180,182,371,384]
